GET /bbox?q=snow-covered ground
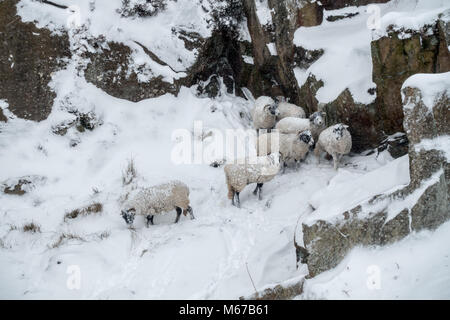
[1,0,449,300]
[0,67,405,299]
[300,220,450,299]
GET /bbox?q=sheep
[277,102,306,120]
[275,111,326,142]
[257,130,315,173]
[251,96,280,131]
[121,180,194,227]
[314,123,352,170]
[224,154,280,207]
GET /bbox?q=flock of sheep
[121,96,352,226]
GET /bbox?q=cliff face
[2,0,448,153]
[371,20,450,142]
[300,72,450,277]
[0,0,70,121]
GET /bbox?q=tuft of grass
[50,233,85,249]
[64,202,103,221]
[22,222,41,233]
[122,157,137,186]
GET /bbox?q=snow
[402,72,450,113]
[301,219,450,299]
[1,0,449,300]
[17,0,213,72]
[414,136,450,161]
[0,55,406,298]
[374,0,450,40]
[293,0,449,105]
[254,0,273,26]
[304,155,410,226]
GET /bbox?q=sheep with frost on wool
[121,180,194,227]
[277,101,306,120]
[275,111,326,142]
[251,96,280,131]
[224,154,280,207]
[258,130,315,172]
[314,123,352,170]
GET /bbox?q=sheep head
[121,208,136,225]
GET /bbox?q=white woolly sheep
[251,96,280,131]
[224,154,280,207]
[275,111,326,142]
[277,102,306,120]
[315,123,352,170]
[121,180,194,227]
[258,130,315,173]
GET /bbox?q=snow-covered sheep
[258,130,315,172]
[275,111,326,142]
[277,102,306,120]
[314,124,352,170]
[121,180,194,227]
[224,154,280,207]
[251,96,280,131]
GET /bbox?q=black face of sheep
[333,124,349,140]
[265,104,280,117]
[298,130,315,150]
[310,112,326,126]
[121,208,136,225]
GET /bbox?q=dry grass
[22,222,41,233]
[50,233,85,249]
[64,202,103,221]
[122,157,137,186]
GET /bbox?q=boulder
[300,72,450,277]
[0,0,70,121]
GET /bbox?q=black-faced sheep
[251,96,280,131]
[224,154,280,207]
[121,180,194,227]
[275,111,326,142]
[314,124,352,170]
[257,130,315,173]
[277,102,306,120]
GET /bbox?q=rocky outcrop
[299,73,450,277]
[83,41,180,102]
[371,20,450,140]
[0,0,70,121]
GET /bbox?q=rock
[371,21,450,139]
[83,41,179,102]
[0,0,70,121]
[320,0,389,10]
[300,73,450,278]
[297,0,323,27]
[0,108,7,122]
[240,279,304,300]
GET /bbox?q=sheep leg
[252,184,259,196]
[235,192,241,208]
[231,190,236,206]
[146,215,154,227]
[257,183,263,200]
[332,153,339,170]
[175,207,182,223]
[282,161,287,174]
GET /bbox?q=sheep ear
[344,124,349,129]
[321,112,326,117]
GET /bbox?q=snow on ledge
[402,72,450,113]
[304,155,410,226]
